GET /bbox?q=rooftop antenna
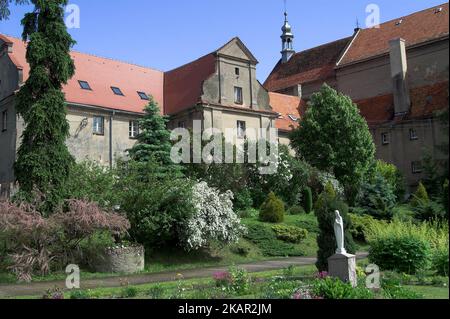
[355,17,361,32]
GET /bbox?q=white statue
[334,210,347,254]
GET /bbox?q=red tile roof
[339,3,449,66]
[269,92,305,131]
[264,37,352,92]
[164,53,216,115]
[355,81,449,126]
[1,34,164,114]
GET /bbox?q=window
[288,114,298,121]
[137,91,149,100]
[111,87,124,96]
[381,133,390,145]
[2,111,7,132]
[178,121,186,129]
[237,121,246,139]
[234,86,243,105]
[78,80,92,90]
[409,128,418,141]
[412,161,423,174]
[93,116,104,135]
[235,68,240,76]
[129,120,139,139]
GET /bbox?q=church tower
[281,11,295,63]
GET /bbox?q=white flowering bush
[181,182,247,251]
[317,172,345,197]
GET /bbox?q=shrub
[180,182,246,251]
[314,183,356,271]
[0,200,130,281]
[303,187,313,214]
[260,277,301,299]
[234,189,253,211]
[227,266,251,295]
[65,161,120,209]
[147,285,165,299]
[348,213,383,242]
[238,208,259,219]
[120,286,138,298]
[410,182,430,208]
[412,200,446,222]
[117,160,196,249]
[375,160,406,201]
[443,179,449,217]
[311,277,374,299]
[259,192,285,223]
[355,174,396,220]
[366,220,440,274]
[70,290,92,299]
[288,205,304,215]
[243,222,304,257]
[431,246,449,276]
[272,225,308,244]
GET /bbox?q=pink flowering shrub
[213,271,232,287]
[0,199,130,282]
[315,271,329,279]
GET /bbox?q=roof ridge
[0,32,164,73]
[293,36,353,56]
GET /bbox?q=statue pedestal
[327,253,357,287]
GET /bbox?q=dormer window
[288,114,298,121]
[137,91,149,100]
[111,87,124,96]
[78,80,92,90]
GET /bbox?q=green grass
[406,285,449,299]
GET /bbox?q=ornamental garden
[0,0,448,300]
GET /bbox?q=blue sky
[0,0,446,81]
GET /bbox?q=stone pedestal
[327,253,357,287]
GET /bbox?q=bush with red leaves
[0,199,130,282]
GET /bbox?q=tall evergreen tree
[290,84,375,203]
[0,0,28,20]
[128,96,182,176]
[14,0,76,213]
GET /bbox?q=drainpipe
[109,111,115,169]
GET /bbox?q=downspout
[109,111,115,169]
[248,62,253,109]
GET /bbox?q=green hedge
[259,192,285,223]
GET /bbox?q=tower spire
[281,6,295,63]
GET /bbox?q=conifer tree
[128,96,182,176]
[14,0,76,213]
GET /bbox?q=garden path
[0,253,368,297]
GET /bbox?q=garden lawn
[406,285,449,299]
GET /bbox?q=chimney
[389,38,411,115]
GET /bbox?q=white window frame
[237,120,246,139]
[234,86,243,105]
[409,128,418,141]
[381,132,390,145]
[412,161,423,174]
[129,120,139,139]
[93,116,104,135]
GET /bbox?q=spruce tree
[14,0,76,213]
[128,96,181,176]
